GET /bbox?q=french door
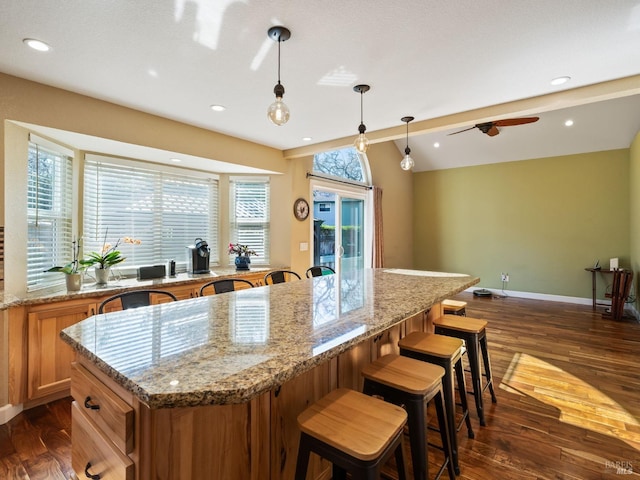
[310,183,369,275]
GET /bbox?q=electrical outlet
[501,273,510,282]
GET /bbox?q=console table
[584,267,614,311]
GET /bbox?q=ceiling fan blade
[487,126,500,136]
[494,116,539,127]
[447,125,478,136]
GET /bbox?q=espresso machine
[186,238,210,274]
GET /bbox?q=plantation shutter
[84,156,219,272]
[229,177,270,265]
[27,137,74,291]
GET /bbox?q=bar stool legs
[295,388,408,480]
[361,354,456,480]
[434,315,497,427]
[398,333,473,475]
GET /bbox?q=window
[229,177,270,265]
[27,140,73,291]
[319,203,330,212]
[84,155,218,272]
[312,147,368,184]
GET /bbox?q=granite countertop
[0,292,22,310]
[61,268,479,409]
[16,267,277,306]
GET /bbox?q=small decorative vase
[65,273,82,292]
[235,255,251,271]
[95,267,110,285]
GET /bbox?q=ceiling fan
[448,117,539,137]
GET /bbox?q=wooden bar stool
[361,354,456,480]
[433,315,497,426]
[295,388,408,480]
[442,299,467,316]
[398,333,474,475]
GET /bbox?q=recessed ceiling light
[302,137,312,142]
[433,142,440,148]
[564,119,574,127]
[550,76,571,86]
[170,158,182,162]
[23,38,50,52]
[210,104,226,112]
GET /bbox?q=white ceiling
[2,0,640,172]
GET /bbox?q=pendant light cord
[277,37,282,85]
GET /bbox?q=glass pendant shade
[354,130,369,153]
[268,95,290,126]
[400,152,415,170]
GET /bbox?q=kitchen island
[61,268,479,480]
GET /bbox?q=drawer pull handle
[84,396,100,410]
[85,462,101,479]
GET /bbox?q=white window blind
[229,177,270,265]
[84,156,219,272]
[27,141,74,291]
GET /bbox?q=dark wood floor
[1,293,639,479]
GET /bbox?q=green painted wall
[413,150,630,299]
[629,132,640,310]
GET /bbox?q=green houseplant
[82,232,141,284]
[45,238,86,291]
[228,243,257,271]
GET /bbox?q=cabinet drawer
[72,402,134,480]
[71,363,134,454]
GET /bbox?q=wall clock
[293,198,310,221]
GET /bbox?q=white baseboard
[0,403,23,425]
[464,287,596,305]
[464,287,640,322]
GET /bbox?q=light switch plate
[300,242,309,251]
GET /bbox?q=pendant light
[353,84,370,153]
[400,116,415,171]
[267,26,291,126]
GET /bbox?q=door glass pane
[312,191,336,271]
[340,197,364,275]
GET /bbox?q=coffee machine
[187,238,210,274]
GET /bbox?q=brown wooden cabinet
[26,299,97,401]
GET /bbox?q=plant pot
[65,273,82,292]
[235,255,251,271]
[95,267,110,285]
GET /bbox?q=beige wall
[629,131,640,310]
[367,141,414,268]
[413,150,630,299]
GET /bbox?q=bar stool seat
[362,354,456,480]
[442,299,467,316]
[398,333,474,476]
[433,315,497,427]
[295,388,408,480]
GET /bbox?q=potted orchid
[82,231,141,284]
[45,237,87,291]
[228,243,257,270]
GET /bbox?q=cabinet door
[28,301,97,400]
[152,284,196,303]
